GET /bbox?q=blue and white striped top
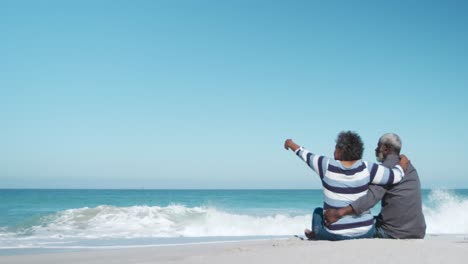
[295,147,405,237]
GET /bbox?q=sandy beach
[2,236,467,264]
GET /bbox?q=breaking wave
[0,205,310,249]
[423,189,468,234]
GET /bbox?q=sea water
[0,189,467,254]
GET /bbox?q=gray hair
[379,133,402,153]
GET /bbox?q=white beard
[376,152,385,163]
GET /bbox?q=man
[284,131,409,240]
[324,133,426,239]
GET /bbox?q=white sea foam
[4,205,310,242]
[423,189,468,234]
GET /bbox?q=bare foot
[304,228,316,240]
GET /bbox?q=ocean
[1,189,467,254]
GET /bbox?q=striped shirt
[295,147,405,237]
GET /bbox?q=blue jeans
[311,207,375,241]
[374,221,393,239]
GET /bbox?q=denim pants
[311,207,375,241]
[374,221,393,239]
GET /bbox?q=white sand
[2,236,468,264]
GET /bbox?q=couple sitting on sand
[284,131,426,240]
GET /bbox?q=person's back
[376,154,426,238]
[318,158,385,236]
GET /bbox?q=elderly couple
[284,131,426,240]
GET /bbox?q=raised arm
[284,139,328,178]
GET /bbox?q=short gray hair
[379,133,402,153]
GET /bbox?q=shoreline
[1,235,468,264]
[1,234,467,254]
[0,236,290,256]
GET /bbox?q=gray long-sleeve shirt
[350,154,426,239]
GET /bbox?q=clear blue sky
[1,0,467,189]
